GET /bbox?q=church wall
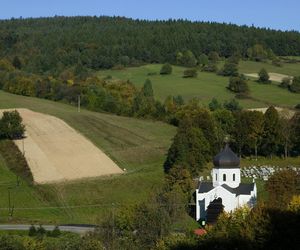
[196,186,237,220]
[212,168,240,188]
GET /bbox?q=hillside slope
[98,63,300,108]
[1,109,123,183]
[0,91,176,223]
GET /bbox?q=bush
[202,62,218,72]
[28,225,37,236]
[47,226,61,237]
[183,68,197,78]
[227,75,249,93]
[272,58,282,67]
[0,110,25,139]
[289,76,300,93]
[219,61,239,76]
[160,63,172,75]
[258,68,271,83]
[223,99,242,111]
[280,77,292,88]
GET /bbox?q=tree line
[164,104,300,176]
[1,16,300,75]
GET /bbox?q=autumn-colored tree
[266,169,298,210]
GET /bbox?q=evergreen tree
[209,98,222,111]
[141,79,154,97]
[163,124,211,175]
[223,99,242,111]
[260,106,282,157]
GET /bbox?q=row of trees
[164,104,300,176]
[0,60,186,120]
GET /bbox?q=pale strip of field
[245,73,292,83]
[247,107,295,119]
[0,109,123,184]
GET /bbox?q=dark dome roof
[213,144,240,168]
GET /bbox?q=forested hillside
[1,16,300,74]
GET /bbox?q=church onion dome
[213,144,240,168]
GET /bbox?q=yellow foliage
[67,79,74,85]
[288,195,300,212]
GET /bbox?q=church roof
[198,182,214,193]
[197,182,255,196]
[213,144,240,168]
[222,183,255,196]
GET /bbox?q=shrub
[0,110,25,139]
[202,62,218,72]
[272,58,282,67]
[47,226,61,237]
[28,225,37,236]
[258,68,271,83]
[280,77,292,88]
[223,99,242,111]
[289,76,300,93]
[227,75,249,94]
[183,68,197,78]
[160,63,172,75]
[36,225,46,236]
[219,61,239,76]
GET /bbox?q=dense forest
[1,16,300,74]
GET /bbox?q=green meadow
[0,90,176,224]
[98,62,300,108]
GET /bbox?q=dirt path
[0,109,123,184]
[245,72,292,82]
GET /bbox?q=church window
[233,173,236,181]
[215,174,217,181]
[223,174,226,181]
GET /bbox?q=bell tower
[211,144,241,188]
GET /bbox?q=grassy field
[0,86,299,224]
[0,90,176,223]
[98,62,300,108]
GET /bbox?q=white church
[196,143,257,222]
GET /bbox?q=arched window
[233,173,236,181]
[223,174,226,181]
[215,174,217,181]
